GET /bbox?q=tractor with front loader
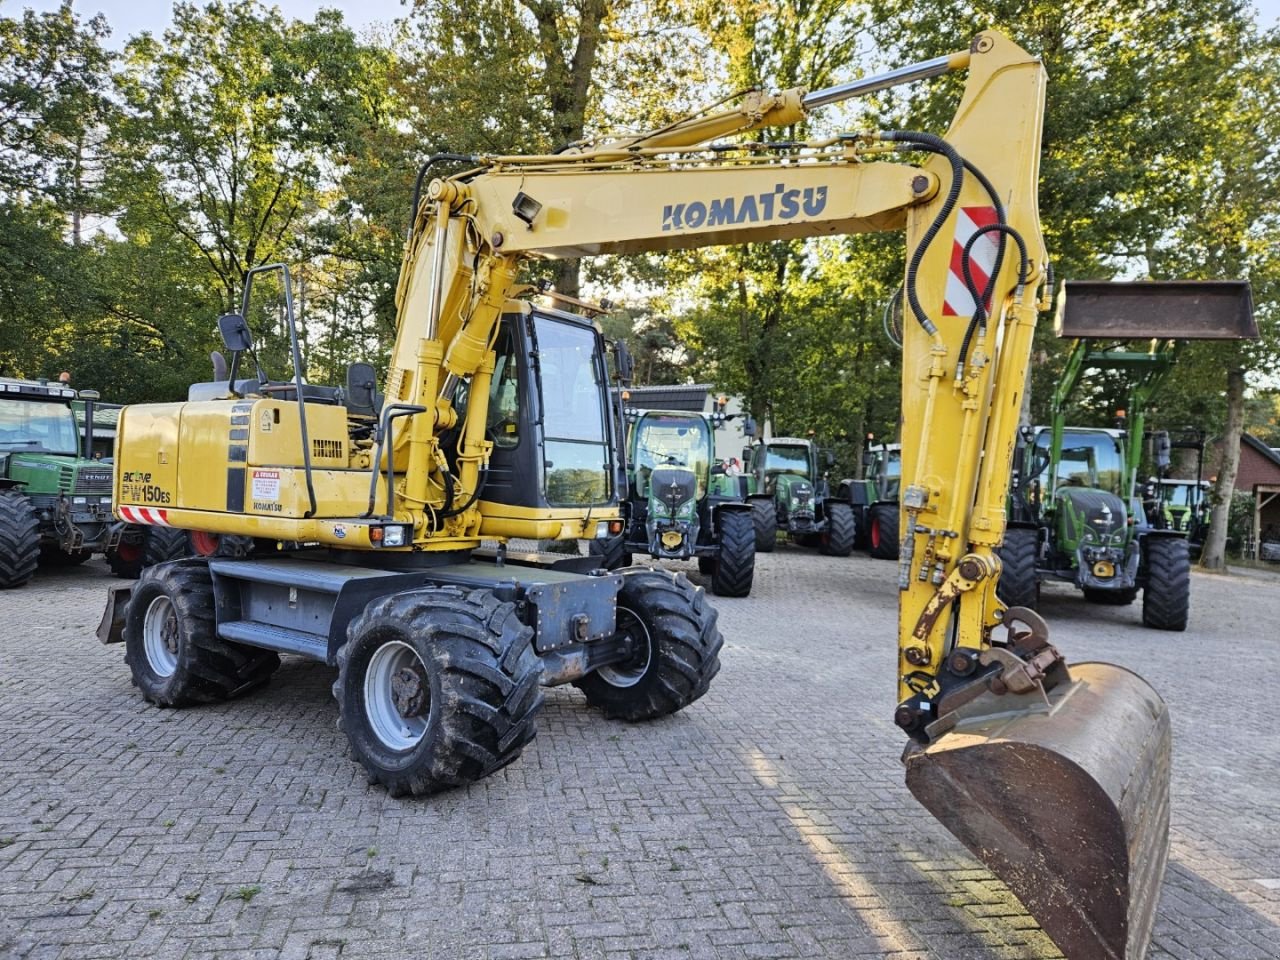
[592,407,757,597]
[1000,280,1256,629]
[745,436,855,556]
[0,376,173,585]
[97,34,1175,957]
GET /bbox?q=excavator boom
[384,33,1172,958]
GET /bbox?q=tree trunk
[1200,366,1245,570]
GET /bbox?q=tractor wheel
[188,530,256,559]
[106,539,145,579]
[575,567,722,721]
[1142,537,1190,631]
[1083,586,1138,606]
[0,491,40,589]
[751,499,777,553]
[145,527,191,567]
[588,534,632,571]
[820,502,856,557]
[710,510,754,598]
[124,560,279,707]
[867,504,899,560]
[996,526,1040,610]
[336,586,543,797]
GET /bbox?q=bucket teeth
[904,661,1171,960]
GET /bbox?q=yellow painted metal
[478,502,620,541]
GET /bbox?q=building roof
[624,383,710,412]
[1242,432,1280,470]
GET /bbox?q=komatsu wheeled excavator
[99,32,1170,959]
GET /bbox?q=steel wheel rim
[142,594,179,678]
[596,605,652,688]
[364,640,430,751]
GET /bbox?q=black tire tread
[334,586,544,797]
[575,567,723,721]
[821,502,856,557]
[145,527,191,567]
[711,509,754,597]
[1142,536,1190,631]
[124,560,279,706]
[997,526,1040,610]
[751,499,777,553]
[0,492,40,589]
[589,534,631,570]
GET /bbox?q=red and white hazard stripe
[118,505,171,526]
[942,205,1000,317]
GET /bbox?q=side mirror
[742,417,757,438]
[613,339,635,386]
[824,450,836,468]
[217,313,253,352]
[1154,433,1172,473]
[346,362,379,414]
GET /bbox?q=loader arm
[385,32,1169,959]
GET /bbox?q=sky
[12,0,1280,44]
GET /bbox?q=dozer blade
[903,662,1171,960]
[1055,279,1257,340]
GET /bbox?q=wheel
[820,502,855,557]
[188,530,256,559]
[588,534,632,570]
[751,499,777,553]
[335,586,544,796]
[123,560,280,706]
[996,526,1040,610]
[1142,536,1190,631]
[145,526,190,567]
[106,538,145,579]
[697,555,716,575]
[0,491,40,589]
[575,567,723,721]
[867,504,899,560]
[710,509,754,597]
[1083,586,1138,605]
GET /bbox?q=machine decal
[942,205,999,317]
[662,184,827,232]
[118,505,171,526]
[251,469,280,501]
[119,471,174,506]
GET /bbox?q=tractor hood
[3,451,113,496]
[649,466,698,518]
[1057,487,1128,542]
[775,474,815,513]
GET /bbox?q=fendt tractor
[593,406,757,597]
[746,436,855,556]
[0,376,150,586]
[1000,281,1256,629]
[839,438,901,559]
[98,34,1172,958]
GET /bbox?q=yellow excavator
[98,32,1170,959]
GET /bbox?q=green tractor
[1141,430,1211,557]
[839,439,901,560]
[0,377,173,586]
[593,408,756,597]
[746,437,855,556]
[999,280,1256,630]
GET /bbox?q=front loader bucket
[1055,279,1257,340]
[904,662,1170,959]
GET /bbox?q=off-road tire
[588,534,632,571]
[1083,586,1138,606]
[575,567,723,721]
[188,530,256,559]
[124,560,280,706]
[820,502,856,557]
[751,499,777,553]
[335,586,544,797]
[106,539,145,579]
[997,526,1040,610]
[710,509,754,597]
[867,504,899,561]
[1142,536,1190,631]
[0,491,40,589]
[145,526,191,567]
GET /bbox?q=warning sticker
[251,470,281,501]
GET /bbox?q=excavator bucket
[1055,279,1257,340]
[904,662,1171,960]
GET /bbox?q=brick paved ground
[2,548,1279,959]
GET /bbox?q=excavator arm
[387,31,1168,958]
